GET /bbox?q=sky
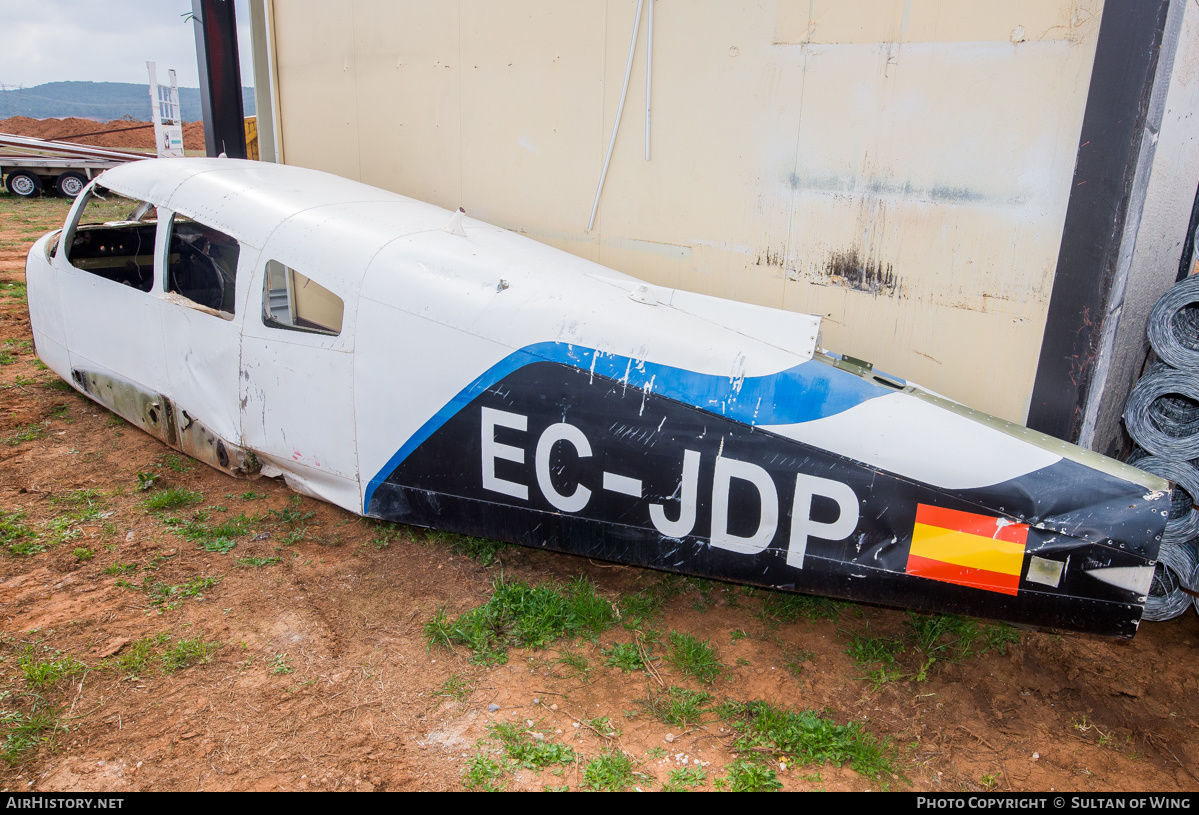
[0,0,254,90]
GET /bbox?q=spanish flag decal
[906,504,1028,596]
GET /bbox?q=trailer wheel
[55,172,87,199]
[5,171,42,198]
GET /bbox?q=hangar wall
[255,0,1106,425]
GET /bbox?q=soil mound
[0,116,205,152]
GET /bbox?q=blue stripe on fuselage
[363,342,890,511]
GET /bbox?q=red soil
[0,116,205,152]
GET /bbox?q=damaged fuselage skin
[25,159,1169,637]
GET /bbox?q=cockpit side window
[165,213,240,317]
[262,259,344,336]
[64,186,158,292]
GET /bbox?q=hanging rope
[1148,274,1199,369]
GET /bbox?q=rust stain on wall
[755,247,787,268]
[823,248,898,295]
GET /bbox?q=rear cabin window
[65,187,157,291]
[166,214,240,316]
[262,259,344,336]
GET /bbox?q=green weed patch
[424,576,617,665]
[666,632,723,684]
[720,699,899,784]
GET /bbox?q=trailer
[0,132,146,198]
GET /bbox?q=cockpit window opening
[62,186,159,291]
[262,259,344,336]
[165,213,240,316]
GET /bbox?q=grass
[1,340,30,357]
[462,753,505,791]
[103,633,218,678]
[160,638,218,673]
[845,614,1021,685]
[199,537,237,554]
[368,521,402,550]
[433,674,473,703]
[234,555,279,568]
[666,632,723,684]
[18,648,83,690]
[159,453,193,473]
[783,647,816,678]
[488,721,575,769]
[616,573,695,628]
[719,699,899,784]
[0,511,36,556]
[4,421,49,446]
[426,530,511,566]
[845,627,905,686]
[105,633,168,678]
[268,496,314,526]
[0,703,60,765]
[424,575,617,665]
[602,640,654,673]
[688,578,717,611]
[663,765,707,791]
[585,715,618,738]
[903,612,1020,674]
[553,648,592,682]
[724,758,783,792]
[2,491,109,557]
[143,487,203,511]
[759,590,848,624]
[3,402,70,447]
[458,720,576,791]
[150,496,269,555]
[115,574,222,611]
[639,686,712,729]
[0,282,29,300]
[583,749,638,791]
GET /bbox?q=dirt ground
[0,187,1197,794]
[0,117,206,152]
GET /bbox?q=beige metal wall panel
[774,39,1096,411]
[271,1,361,180]
[267,0,1104,423]
[457,1,607,229]
[583,0,802,300]
[351,2,463,206]
[775,0,1088,45]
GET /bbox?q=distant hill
[0,81,256,122]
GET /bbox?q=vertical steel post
[192,0,247,159]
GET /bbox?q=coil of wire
[1125,450,1199,543]
[1144,541,1199,621]
[1189,555,1199,617]
[1147,273,1199,369]
[1123,362,1199,459]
